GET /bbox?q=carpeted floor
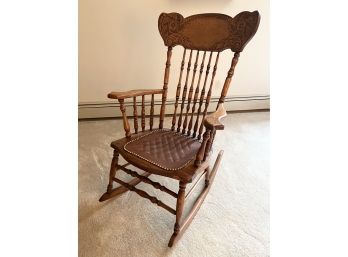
[78,111,269,257]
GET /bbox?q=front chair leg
[107,149,119,193]
[168,181,187,247]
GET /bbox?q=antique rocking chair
[99,11,260,247]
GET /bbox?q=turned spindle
[188,51,206,136]
[172,49,187,131]
[177,50,193,132]
[193,51,213,138]
[141,95,145,132]
[133,96,138,134]
[198,52,220,140]
[159,46,172,129]
[182,50,199,134]
[150,94,154,130]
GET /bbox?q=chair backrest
[157,11,260,139]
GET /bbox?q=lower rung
[113,177,176,215]
[118,165,178,198]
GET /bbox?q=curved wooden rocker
[99,11,260,247]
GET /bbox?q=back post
[159,46,173,129]
[218,52,240,106]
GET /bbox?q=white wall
[79,0,269,116]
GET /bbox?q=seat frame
[99,11,260,247]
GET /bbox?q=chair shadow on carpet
[78,191,179,257]
[78,194,117,223]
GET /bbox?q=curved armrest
[203,104,227,130]
[108,89,163,99]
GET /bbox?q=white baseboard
[78,95,270,119]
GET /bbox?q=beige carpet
[79,111,269,257]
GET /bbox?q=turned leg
[107,149,119,193]
[168,181,187,247]
[167,151,224,247]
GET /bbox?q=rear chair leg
[168,181,187,247]
[107,150,119,193]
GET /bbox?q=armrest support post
[195,129,211,167]
[204,128,216,161]
[195,104,227,165]
[119,99,131,138]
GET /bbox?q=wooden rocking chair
[99,11,260,247]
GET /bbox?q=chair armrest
[108,89,164,99]
[203,104,227,130]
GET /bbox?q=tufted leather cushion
[123,129,201,171]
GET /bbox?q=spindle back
[158,11,260,139]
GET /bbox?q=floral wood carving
[158,11,260,52]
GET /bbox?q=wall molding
[78,95,270,119]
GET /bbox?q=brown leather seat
[111,129,204,182]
